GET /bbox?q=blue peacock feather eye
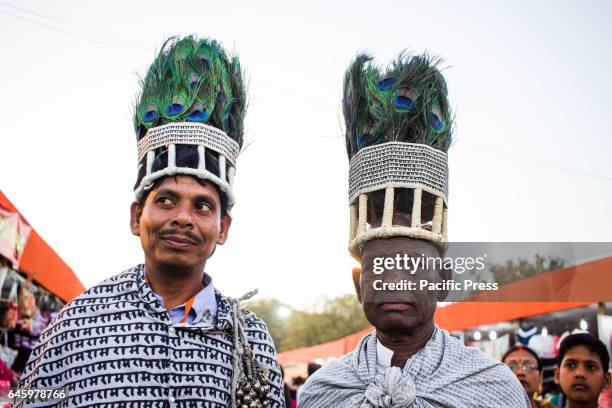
[188,73,200,91]
[428,112,445,130]
[393,95,416,111]
[166,103,184,116]
[200,57,210,69]
[143,110,158,122]
[186,108,209,122]
[357,133,373,150]
[376,77,396,91]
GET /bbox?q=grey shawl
[299,327,531,408]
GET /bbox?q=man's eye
[156,197,173,206]
[566,362,576,368]
[587,363,598,371]
[195,202,211,211]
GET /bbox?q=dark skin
[353,237,450,368]
[130,176,231,309]
[554,345,611,408]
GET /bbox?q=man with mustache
[299,52,530,407]
[15,36,284,407]
[554,333,610,408]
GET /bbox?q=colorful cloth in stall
[0,206,31,269]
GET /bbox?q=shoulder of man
[16,266,141,391]
[298,356,355,408]
[477,360,532,407]
[33,265,140,332]
[448,340,531,407]
[56,265,140,312]
[241,308,282,369]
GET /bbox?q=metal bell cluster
[235,372,272,408]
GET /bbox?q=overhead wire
[1,2,610,183]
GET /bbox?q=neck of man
[377,319,435,368]
[145,262,205,309]
[567,400,599,408]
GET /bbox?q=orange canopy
[279,256,612,366]
[0,190,84,302]
[279,327,374,367]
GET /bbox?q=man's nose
[171,203,194,227]
[574,365,587,378]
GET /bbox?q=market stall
[0,190,85,402]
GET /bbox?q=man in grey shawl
[298,52,530,407]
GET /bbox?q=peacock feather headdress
[344,52,453,258]
[133,36,246,209]
[343,52,452,158]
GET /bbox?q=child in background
[554,333,611,408]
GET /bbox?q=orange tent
[279,256,612,367]
[0,190,84,302]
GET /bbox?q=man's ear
[604,371,611,389]
[352,267,362,303]
[130,202,143,236]
[553,367,560,385]
[216,214,232,245]
[436,262,452,301]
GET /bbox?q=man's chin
[154,255,202,273]
[372,315,423,332]
[566,390,593,403]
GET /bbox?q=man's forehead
[363,237,439,258]
[564,345,600,362]
[152,176,219,199]
[506,351,537,362]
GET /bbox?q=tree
[489,254,565,286]
[245,294,370,352]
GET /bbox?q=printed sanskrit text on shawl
[299,327,531,408]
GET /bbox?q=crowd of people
[280,331,611,408]
[501,332,611,408]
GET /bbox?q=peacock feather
[343,51,452,159]
[134,36,246,147]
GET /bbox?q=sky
[0,0,611,309]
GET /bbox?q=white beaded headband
[348,142,449,257]
[134,122,240,208]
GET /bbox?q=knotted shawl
[299,327,530,408]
